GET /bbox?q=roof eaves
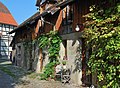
[9,11,49,34]
[9,12,39,34]
[9,0,75,34]
[0,22,18,27]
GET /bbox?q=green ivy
[40,62,57,80]
[38,30,62,80]
[83,0,120,87]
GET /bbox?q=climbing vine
[83,0,120,87]
[38,30,62,80]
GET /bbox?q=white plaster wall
[67,39,82,85]
[59,32,83,85]
[59,42,66,62]
[35,44,41,73]
[42,48,49,68]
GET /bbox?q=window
[62,4,74,34]
[6,28,9,32]
[5,25,10,31]
[10,26,14,31]
[62,5,74,26]
[2,25,5,32]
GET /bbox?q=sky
[1,0,38,24]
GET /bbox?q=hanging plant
[37,30,62,80]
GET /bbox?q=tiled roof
[0,2,18,26]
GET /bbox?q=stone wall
[13,42,49,73]
[59,32,83,85]
[13,32,84,86]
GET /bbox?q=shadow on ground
[0,58,36,88]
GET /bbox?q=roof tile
[0,2,18,26]
[0,12,18,26]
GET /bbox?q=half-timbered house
[10,0,98,86]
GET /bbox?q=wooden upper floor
[10,0,97,43]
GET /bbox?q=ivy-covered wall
[83,0,120,87]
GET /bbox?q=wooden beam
[35,19,42,36]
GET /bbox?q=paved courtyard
[0,70,14,88]
[0,58,85,88]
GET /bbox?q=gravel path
[0,59,84,88]
[15,76,82,88]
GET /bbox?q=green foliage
[40,62,56,80]
[38,30,62,80]
[83,0,120,87]
[38,35,49,48]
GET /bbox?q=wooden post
[35,19,41,37]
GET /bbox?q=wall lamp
[75,24,83,32]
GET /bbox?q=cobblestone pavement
[0,70,14,88]
[15,77,82,88]
[0,59,85,88]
